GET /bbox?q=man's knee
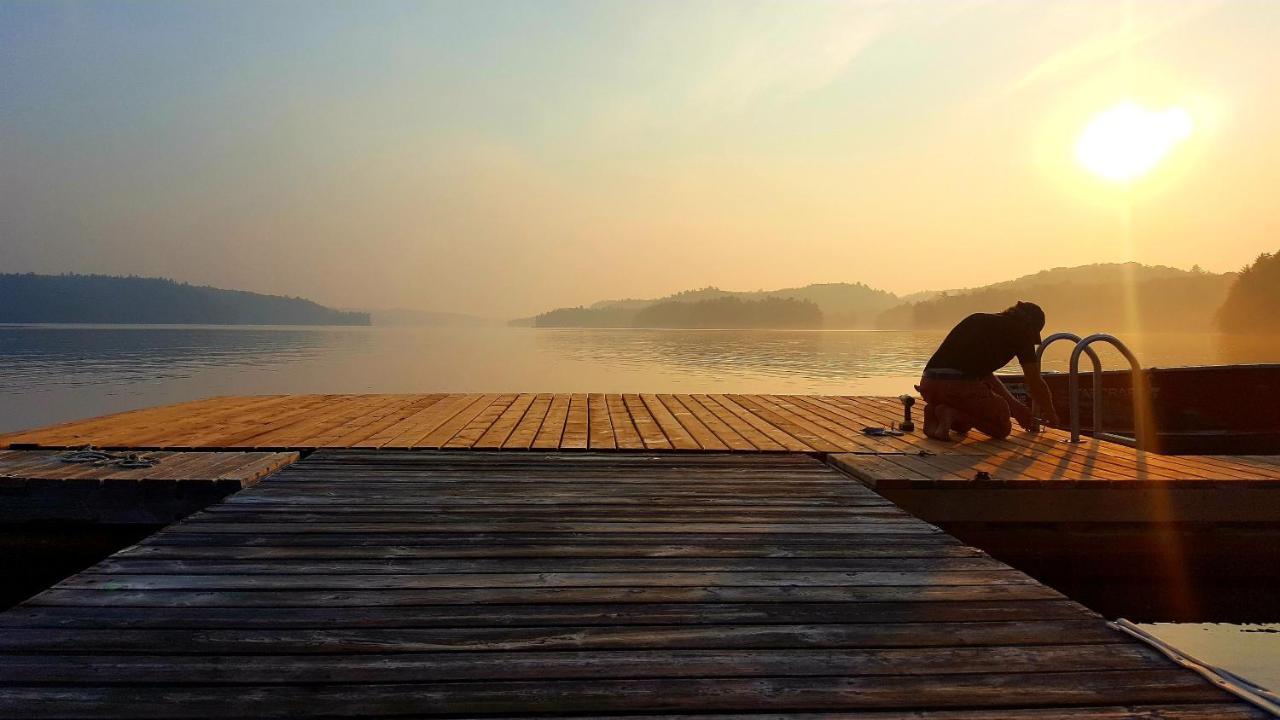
[983,416,1013,440]
[974,403,1012,439]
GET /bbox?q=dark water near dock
[2,323,1279,692]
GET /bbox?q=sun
[1075,101,1194,183]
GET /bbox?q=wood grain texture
[2,394,1274,485]
[0,450,296,487]
[0,450,1259,718]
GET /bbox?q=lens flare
[1075,102,1193,183]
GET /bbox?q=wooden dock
[1,393,927,452]
[3,394,1278,483]
[0,450,296,485]
[0,450,298,524]
[831,451,1280,523]
[5,394,1279,499]
[0,450,1266,718]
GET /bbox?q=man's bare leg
[923,402,955,441]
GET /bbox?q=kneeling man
[919,301,1059,440]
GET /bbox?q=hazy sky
[3,1,1278,317]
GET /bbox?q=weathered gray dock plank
[0,451,1264,718]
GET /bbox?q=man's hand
[1029,399,1061,429]
[1017,359,1060,431]
[1012,403,1040,432]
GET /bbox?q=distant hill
[525,282,899,329]
[875,263,1235,332]
[531,305,638,329]
[514,261,1246,332]
[0,273,369,325]
[1217,250,1280,333]
[635,296,822,329]
[534,296,821,329]
[955,263,1196,294]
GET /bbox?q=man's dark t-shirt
[925,313,1038,377]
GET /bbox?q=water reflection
[0,325,372,431]
[0,325,351,393]
[533,329,942,384]
[2,325,1279,433]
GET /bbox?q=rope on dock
[57,447,160,469]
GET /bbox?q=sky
[2,0,1279,318]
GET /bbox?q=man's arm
[983,373,1039,431]
[1016,359,1061,428]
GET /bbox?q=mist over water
[4,324,1279,433]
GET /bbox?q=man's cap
[1016,301,1046,344]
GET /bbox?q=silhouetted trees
[525,262,1250,333]
[876,266,1235,333]
[1217,251,1280,333]
[533,296,822,329]
[533,306,637,328]
[632,296,822,329]
[0,274,369,325]
[530,282,893,329]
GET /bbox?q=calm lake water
[5,323,1280,434]
[2,323,1278,694]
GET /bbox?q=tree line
[0,274,369,326]
[1217,251,1280,333]
[535,296,822,329]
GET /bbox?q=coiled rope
[58,446,160,469]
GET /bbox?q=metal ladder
[1038,332,1147,449]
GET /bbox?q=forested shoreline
[0,274,369,326]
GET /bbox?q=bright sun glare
[1075,101,1194,183]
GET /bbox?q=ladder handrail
[1038,332,1103,435]
[1069,333,1145,448]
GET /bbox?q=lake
[5,324,1280,434]
[3,323,1279,697]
